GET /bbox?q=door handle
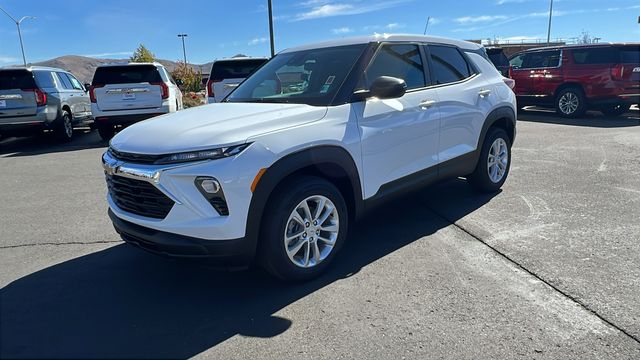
[419,99,437,109]
[478,89,492,98]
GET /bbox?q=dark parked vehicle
[0,67,92,141]
[509,43,640,117]
[486,47,510,76]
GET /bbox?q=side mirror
[176,79,183,86]
[84,83,91,91]
[369,76,407,99]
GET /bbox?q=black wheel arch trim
[244,145,364,260]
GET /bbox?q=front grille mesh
[106,174,174,219]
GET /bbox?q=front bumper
[109,209,253,264]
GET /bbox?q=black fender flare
[473,106,516,163]
[243,145,364,259]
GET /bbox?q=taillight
[207,79,221,98]
[89,84,103,103]
[502,77,516,90]
[23,88,47,106]
[611,64,624,81]
[151,82,169,100]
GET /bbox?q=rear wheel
[601,103,629,117]
[98,126,115,141]
[260,176,348,281]
[55,111,73,142]
[468,127,511,193]
[555,87,587,118]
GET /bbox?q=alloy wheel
[284,195,339,268]
[559,92,579,115]
[487,138,508,183]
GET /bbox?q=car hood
[109,102,328,154]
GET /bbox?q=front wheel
[468,127,512,193]
[260,176,348,281]
[601,103,629,117]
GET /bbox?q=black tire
[259,176,348,281]
[468,127,512,193]
[97,125,115,141]
[55,111,73,142]
[601,103,629,117]
[555,87,587,118]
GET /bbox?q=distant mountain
[30,55,214,83]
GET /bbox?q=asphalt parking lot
[1,108,640,359]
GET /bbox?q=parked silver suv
[0,67,92,142]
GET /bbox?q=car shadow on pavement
[0,129,107,157]
[517,107,640,128]
[0,179,497,359]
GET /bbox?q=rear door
[210,59,267,102]
[0,69,38,119]
[429,44,493,163]
[66,73,91,119]
[92,65,164,111]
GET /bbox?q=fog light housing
[195,177,229,216]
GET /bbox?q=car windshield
[226,44,366,106]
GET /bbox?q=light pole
[177,34,188,64]
[546,0,554,44]
[268,0,275,57]
[0,6,35,67]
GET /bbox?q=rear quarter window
[92,65,163,85]
[33,71,57,89]
[211,59,267,80]
[0,70,36,90]
[571,47,618,65]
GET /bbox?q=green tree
[171,61,202,93]
[130,44,156,62]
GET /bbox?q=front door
[354,43,441,199]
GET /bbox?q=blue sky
[1,0,639,66]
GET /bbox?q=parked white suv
[206,57,268,103]
[103,35,516,281]
[90,62,182,140]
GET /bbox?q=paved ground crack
[1,240,120,249]
[425,204,640,345]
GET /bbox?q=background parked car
[90,62,183,140]
[509,43,640,117]
[0,67,92,142]
[206,57,268,103]
[485,47,510,77]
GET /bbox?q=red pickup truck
[509,44,639,118]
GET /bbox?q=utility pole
[177,34,188,64]
[0,6,35,67]
[546,0,554,44]
[268,0,275,57]
[423,16,431,35]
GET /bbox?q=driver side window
[365,44,427,90]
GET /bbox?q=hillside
[31,55,213,83]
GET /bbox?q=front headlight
[153,143,251,165]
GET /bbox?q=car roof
[213,57,270,63]
[281,34,483,53]
[96,62,164,68]
[0,66,67,72]
[519,42,640,53]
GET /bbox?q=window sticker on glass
[325,75,335,85]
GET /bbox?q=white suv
[206,57,268,103]
[103,35,516,281]
[90,62,182,140]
